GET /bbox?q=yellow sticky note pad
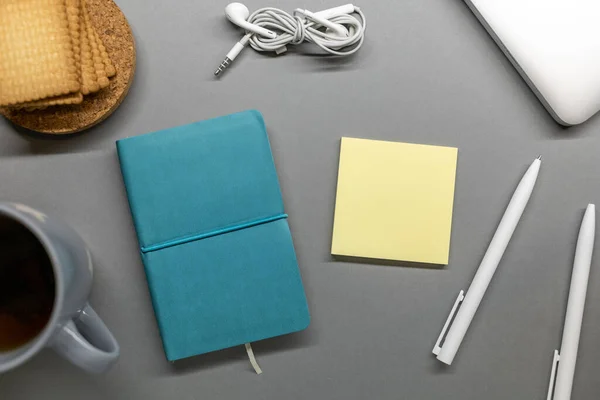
[331,137,458,265]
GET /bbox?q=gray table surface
[2,0,600,399]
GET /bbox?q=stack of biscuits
[0,0,116,110]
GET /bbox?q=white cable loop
[214,5,366,76]
[246,7,366,56]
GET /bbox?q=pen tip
[536,155,542,161]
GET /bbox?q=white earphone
[225,3,277,39]
[295,4,357,37]
[215,3,366,77]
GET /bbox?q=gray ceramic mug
[0,203,119,374]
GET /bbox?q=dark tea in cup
[0,215,55,352]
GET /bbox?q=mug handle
[50,303,120,374]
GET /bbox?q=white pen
[433,156,542,365]
[547,204,595,400]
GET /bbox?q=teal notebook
[116,110,310,361]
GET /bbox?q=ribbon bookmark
[245,343,263,375]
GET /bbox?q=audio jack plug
[214,34,251,76]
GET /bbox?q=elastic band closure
[141,214,287,253]
[245,343,263,374]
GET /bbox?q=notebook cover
[116,110,310,361]
[331,137,458,265]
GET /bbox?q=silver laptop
[466,0,600,126]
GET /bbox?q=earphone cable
[214,6,366,76]
[246,7,366,56]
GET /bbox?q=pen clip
[433,290,465,355]
[546,350,560,400]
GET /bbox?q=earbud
[295,8,348,37]
[225,3,277,39]
[295,4,356,37]
[313,4,356,20]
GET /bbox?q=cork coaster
[1,0,136,135]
